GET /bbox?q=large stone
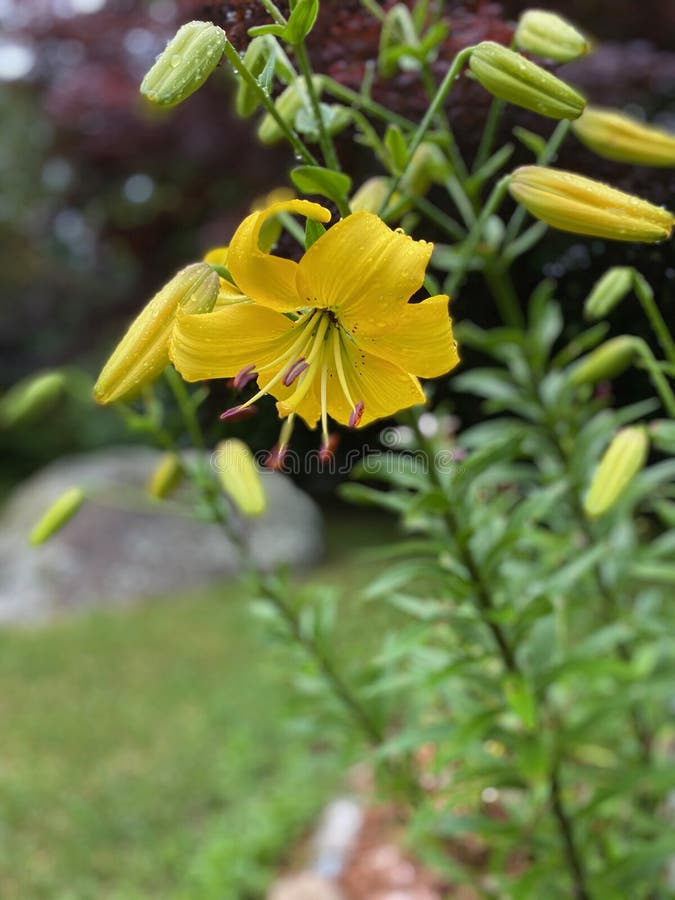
[0,447,323,624]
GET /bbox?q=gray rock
[0,447,323,624]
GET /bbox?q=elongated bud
[95,263,219,404]
[584,267,635,320]
[140,21,227,108]
[570,336,640,386]
[572,106,675,167]
[257,76,322,145]
[401,142,449,197]
[0,371,66,428]
[515,9,590,63]
[30,487,85,545]
[469,42,585,120]
[508,166,675,242]
[584,427,649,518]
[350,177,395,214]
[214,439,266,517]
[147,452,183,499]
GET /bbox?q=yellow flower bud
[350,177,395,214]
[30,487,85,545]
[257,76,323,145]
[147,452,183,499]
[570,336,640,386]
[94,263,219,404]
[515,9,590,63]
[572,106,675,167]
[0,371,66,429]
[401,142,449,197]
[214,439,266,517]
[469,42,586,120]
[509,166,675,242]
[140,21,227,108]
[584,267,635,320]
[584,427,649,518]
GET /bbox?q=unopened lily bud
[147,452,183,499]
[401,142,449,197]
[95,263,219,404]
[469,42,585,120]
[350,177,395,214]
[650,420,675,455]
[509,166,675,242]
[30,487,85,545]
[570,336,640,386]
[0,371,66,428]
[140,21,227,108]
[584,427,649,518]
[572,106,675,167]
[257,76,323,145]
[214,439,266,517]
[584,267,635,320]
[515,9,590,63]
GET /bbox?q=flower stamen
[282,358,309,386]
[233,364,257,390]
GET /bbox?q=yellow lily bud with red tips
[509,166,675,242]
[94,263,219,404]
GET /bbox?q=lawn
[0,506,396,900]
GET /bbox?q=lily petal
[349,295,459,378]
[328,334,426,426]
[296,211,433,319]
[228,199,332,312]
[169,303,294,382]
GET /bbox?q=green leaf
[248,23,286,38]
[304,217,325,249]
[290,165,352,204]
[384,124,409,174]
[504,676,537,729]
[512,125,547,156]
[282,0,319,43]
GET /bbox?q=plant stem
[473,96,505,172]
[323,78,415,130]
[483,261,525,328]
[378,47,475,218]
[164,366,204,450]
[633,273,675,366]
[635,340,675,418]
[222,40,319,166]
[259,0,286,26]
[294,41,343,177]
[445,174,511,296]
[550,766,591,900]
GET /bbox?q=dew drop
[170,54,181,68]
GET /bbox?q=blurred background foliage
[2,0,674,489]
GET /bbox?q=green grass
[0,507,397,900]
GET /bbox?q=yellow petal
[347,295,459,378]
[203,246,229,265]
[327,334,426,426]
[228,199,332,312]
[296,211,433,321]
[169,303,294,382]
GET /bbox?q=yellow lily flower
[170,199,458,454]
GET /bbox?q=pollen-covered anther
[282,358,309,387]
[265,443,288,470]
[233,364,258,390]
[219,404,258,422]
[319,433,339,464]
[349,401,365,428]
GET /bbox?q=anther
[282,358,309,386]
[319,433,339,465]
[232,364,257,390]
[349,401,365,428]
[265,443,288,470]
[219,404,258,421]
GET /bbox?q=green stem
[634,340,675,418]
[473,97,505,173]
[378,46,475,218]
[259,0,286,26]
[323,78,415,130]
[503,119,571,246]
[164,367,204,450]
[483,261,525,327]
[421,61,468,180]
[633,273,675,366]
[408,194,466,241]
[222,41,319,166]
[294,41,342,177]
[550,766,592,900]
[444,175,477,228]
[445,174,511,296]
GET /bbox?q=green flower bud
[257,76,323,145]
[30,487,85,545]
[0,371,66,429]
[214,439,266,517]
[515,9,590,63]
[584,427,649,518]
[650,420,675,455]
[350,177,395,214]
[95,263,219,405]
[509,166,675,242]
[147,452,184,499]
[572,106,675,167]
[140,21,227,108]
[584,267,635,320]
[570,336,640,386]
[469,41,586,120]
[401,142,449,196]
